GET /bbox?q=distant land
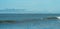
[0,9,60,14]
[0,9,25,12]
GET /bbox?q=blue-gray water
[0,14,60,29]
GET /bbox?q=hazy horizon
[0,0,60,13]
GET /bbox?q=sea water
[0,14,60,29]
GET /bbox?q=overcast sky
[0,0,60,13]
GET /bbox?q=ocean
[0,14,60,29]
[0,14,60,20]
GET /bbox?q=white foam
[57,17,60,19]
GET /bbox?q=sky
[0,0,60,13]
